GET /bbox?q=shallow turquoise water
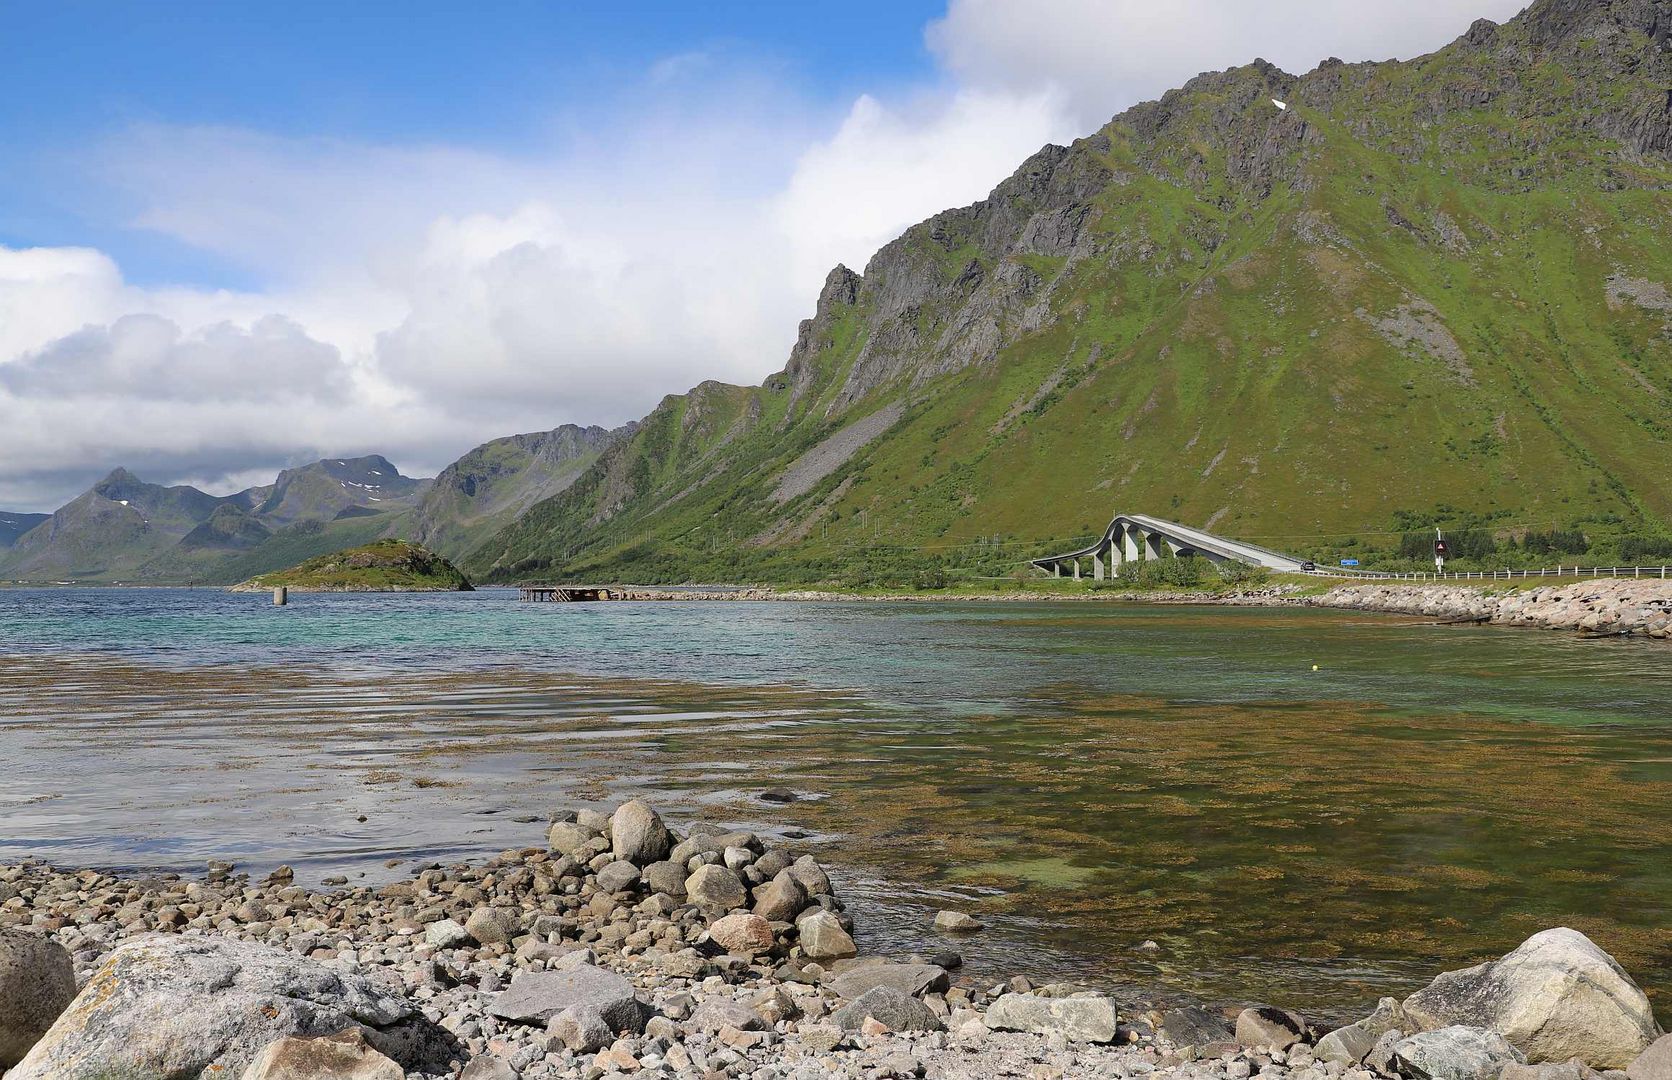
[2,587,1669,1017]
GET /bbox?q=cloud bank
[0,1,1518,510]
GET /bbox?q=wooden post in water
[273,586,288,606]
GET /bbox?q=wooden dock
[520,586,614,602]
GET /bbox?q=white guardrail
[1298,565,1672,582]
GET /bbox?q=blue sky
[0,0,1523,511]
[1,1,943,288]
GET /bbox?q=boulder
[546,1005,614,1053]
[595,860,641,894]
[1158,1006,1235,1050]
[830,961,950,1001]
[487,964,643,1031]
[1317,1022,1380,1066]
[0,928,76,1068]
[641,860,687,898]
[8,935,450,1080]
[797,909,857,962]
[1318,998,1416,1065]
[239,1029,404,1080]
[465,906,522,945]
[1502,1063,1607,1080]
[789,854,832,896]
[986,993,1119,1043]
[1237,1005,1308,1050]
[610,800,672,866]
[685,864,748,910]
[1393,1026,1527,1080]
[829,986,945,1033]
[461,1055,517,1080]
[933,910,985,933]
[1403,928,1661,1068]
[1630,1034,1672,1080]
[548,821,599,857]
[752,870,807,922]
[689,997,766,1034]
[710,912,775,955]
[423,918,472,949]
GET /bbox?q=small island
[230,538,474,593]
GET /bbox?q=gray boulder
[239,1029,404,1080]
[1237,1005,1308,1050]
[1403,928,1661,1068]
[753,870,807,922]
[789,855,832,896]
[0,928,76,1068]
[1319,998,1417,1065]
[689,997,766,1034]
[610,800,672,866]
[546,1005,614,1053]
[487,964,643,1031]
[1630,1034,1672,1080]
[595,860,641,893]
[1502,1063,1607,1080]
[1317,1022,1380,1066]
[548,821,599,857]
[1158,1006,1235,1050]
[641,860,687,898]
[830,986,945,1032]
[830,961,950,1001]
[1393,1026,1527,1080]
[9,935,450,1079]
[986,993,1119,1043]
[685,864,748,910]
[797,909,857,962]
[465,906,522,945]
[424,918,472,950]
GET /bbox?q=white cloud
[928,0,1530,129]
[2,1,1512,511]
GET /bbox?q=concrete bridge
[1031,513,1310,580]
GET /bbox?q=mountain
[0,457,430,583]
[467,0,1672,584]
[252,455,426,525]
[408,424,632,560]
[0,512,48,549]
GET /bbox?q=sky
[0,0,1527,511]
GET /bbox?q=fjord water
[3,588,1670,1017]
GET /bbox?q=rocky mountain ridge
[466,0,1672,584]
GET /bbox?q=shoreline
[2,800,1665,1079]
[592,579,1672,640]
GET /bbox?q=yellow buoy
[1311,664,1319,671]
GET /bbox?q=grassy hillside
[408,425,626,560]
[469,0,1672,586]
[234,538,472,592]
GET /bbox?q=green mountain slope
[470,0,1672,584]
[408,424,631,560]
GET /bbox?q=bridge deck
[1032,513,1308,575]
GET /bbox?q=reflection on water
[1,588,1670,1020]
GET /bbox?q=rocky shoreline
[1301,579,1672,639]
[3,800,1669,1079]
[571,579,1672,642]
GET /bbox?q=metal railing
[1299,565,1672,582]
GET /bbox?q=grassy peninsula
[232,539,473,593]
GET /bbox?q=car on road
[1299,561,1317,571]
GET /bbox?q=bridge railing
[1299,565,1672,582]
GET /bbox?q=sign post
[1434,529,1448,576]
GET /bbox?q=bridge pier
[1144,531,1164,561]
[1072,559,1081,580]
[1093,550,1105,580]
